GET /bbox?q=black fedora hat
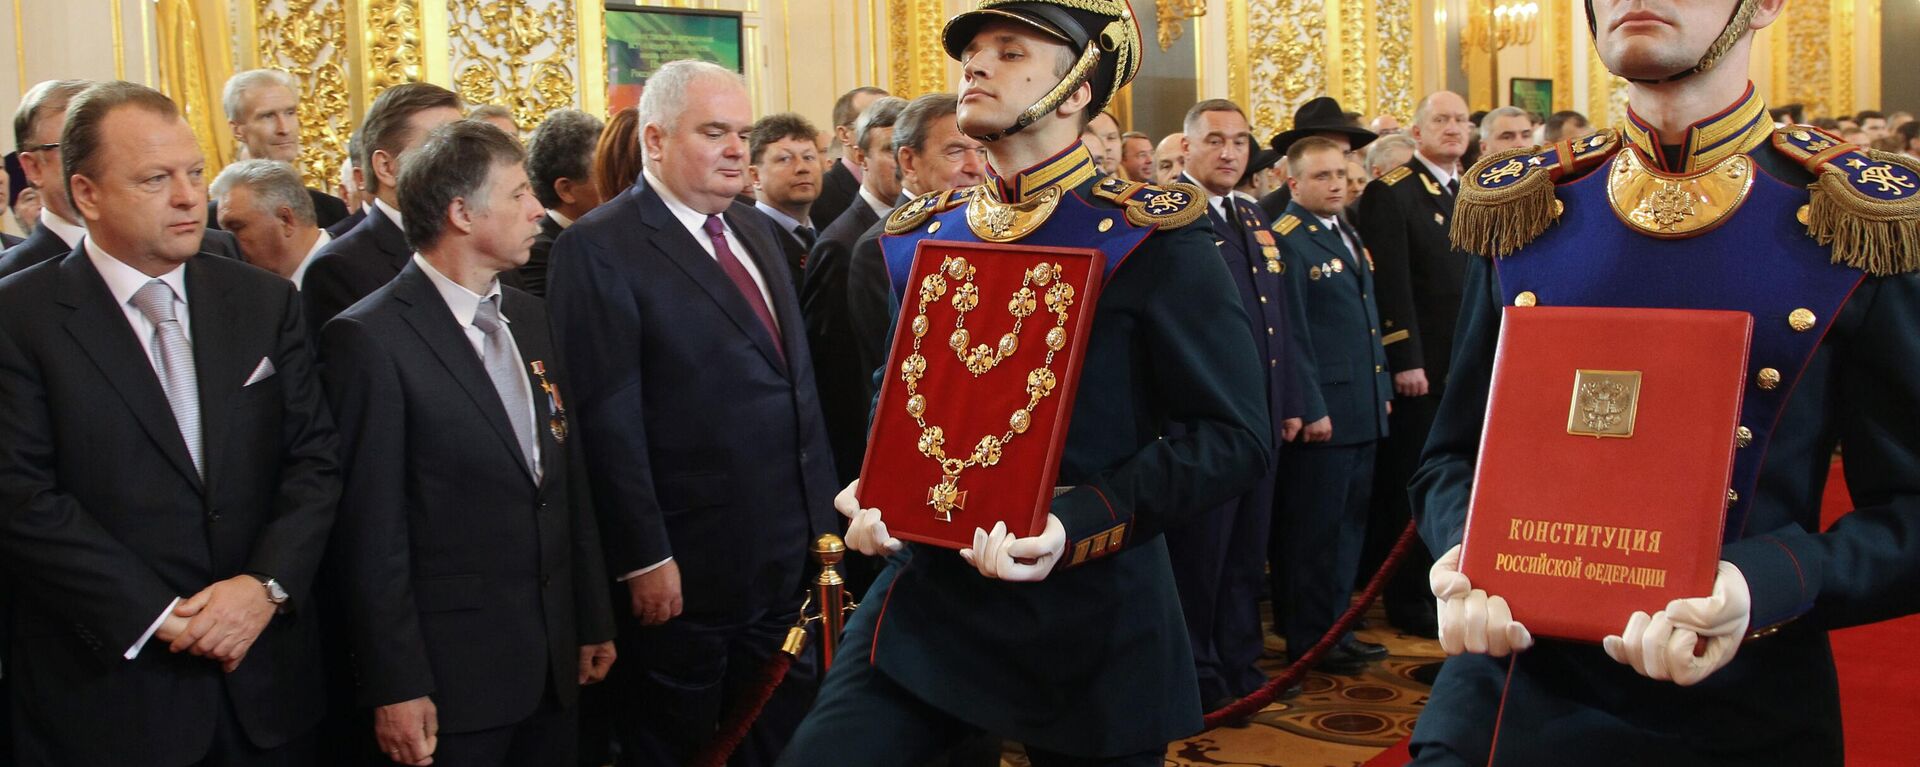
[1269,96,1378,154]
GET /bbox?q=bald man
[1153,132,1186,186]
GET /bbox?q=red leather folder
[1460,306,1752,643]
[857,240,1105,550]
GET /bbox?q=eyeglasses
[20,142,59,153]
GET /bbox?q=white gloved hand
[1431,544,1535,657]
[958,517,1067,582]
[835,480,902,556]
[1603,561,1751,686]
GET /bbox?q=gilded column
[887,0,947,99]
[1827,0,1853,118]
[443,0,580,132]
[252,0,353,188]
[1552,0,1572,112]
[357,0,428,98]
[1246,0,1325,132]
[1373,0,1412,123]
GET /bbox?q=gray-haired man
[215,69,348,229]
[211,159,328,285]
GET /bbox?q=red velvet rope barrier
[1202,519,1422,729]
[689,647,797,767]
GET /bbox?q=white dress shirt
[289,230,331,288]
[547,209,575,229]
[857,186,896,221]
[1415,151,1459,192]
[87,238,191,660]
[1317,213,1361,262]
[39,208,86,250]
[643,169,778,333]
[412,253,541,479]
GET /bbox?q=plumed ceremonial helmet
[1584,0,1762,84]
[941,0,1143,141]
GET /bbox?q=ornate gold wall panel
[1770,0,1834,119]
[1552,0,1571,112]
[1245,0,1325,133]
[1373,0,1412,124]
[248,0,353,190]
[445,0,578,132]
[360,0,429,97]
[888,0,947,98]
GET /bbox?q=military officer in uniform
[1413,0,1920,764]
[1167,97,1308,709]
[1351,89,1474,639]
[778,1,1272,764]
[1269,136,1394,675]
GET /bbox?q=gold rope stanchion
[692,535,861,767]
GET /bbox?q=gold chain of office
[900,255,1076,522]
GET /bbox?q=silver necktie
[471,296,538,480]
[130,279,203,478]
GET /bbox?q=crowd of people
[0,0,1916,764]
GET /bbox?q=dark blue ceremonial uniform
[1410,86,1920,766]
[780,144,1271,764]
[1162,178,1308,704]
[1267,202,1393,660]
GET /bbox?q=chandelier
[1463,0,1539,54]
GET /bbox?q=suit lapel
[725,205,799,379]
[1408,159,1456,220]
[368,205,414,273]
[634,180,790,376]
[393,265,535,483]
[186,258,249,490]
[55,251,203,491]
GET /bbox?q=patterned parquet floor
[1002,603,1443,767]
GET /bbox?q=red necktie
[702,214,785,363]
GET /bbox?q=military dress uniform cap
[942,0,1142,119]
[1270,96,1378,154]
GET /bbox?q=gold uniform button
[1736,426,1753,448]
[1259,296,1269,304]
[1267,327,1275,336]
[1757,367,1782,390]
[1788,308,1816,332]
[1727,489,1740,506]
[1371,328,1378,335]
[1098,218,1114,232]
[1375,365,1384,373]
[1515,291,1538,307]
[1270,359,1278,368]
[927,221,942,234]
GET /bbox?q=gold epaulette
[1452,129,1619,258]
[1772,127,1920,276]
[1274,213,1301,236]
[884,187,978,235]
[1379,166,1412,186]
[1091,176,1208,229]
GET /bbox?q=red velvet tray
[856,239,1106,549]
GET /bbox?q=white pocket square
[244,357,277,386]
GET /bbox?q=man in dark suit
[799,95,903,486]
[0,81,338,767]
[1351,89,1473,638]
[2,79,248,277]
[810,86,888,231]
[321,120,616,767]
[547,60,839,767]
[325,131,369,239]
[300,83,462,335]
[1271,136,1394,677]
[1169,98,1309,709]
[749,112,824,284]
[521,109,605,298]
[208,69,348,231]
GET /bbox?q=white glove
[835,480,902,556]
[958,517,1066,582]
[1603,560,1751,686]
[1431,544,1535,657]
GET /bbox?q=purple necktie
[702,214,785,363]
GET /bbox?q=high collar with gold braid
[1619,82,1773,174]
[1451,85,1920,276]
[885,142,1209,239]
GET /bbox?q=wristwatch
[249,573,289,605]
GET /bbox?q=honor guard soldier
[779,1,1272,765]
[1269,136,1395,676]
[1412,0,1920,765]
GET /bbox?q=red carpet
[1363,458,1917,767]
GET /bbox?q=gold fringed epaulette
[1091,176,1208,229]
[1772,127,1920,276]
[1450,129,1619,258]
[884,187,976,235]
